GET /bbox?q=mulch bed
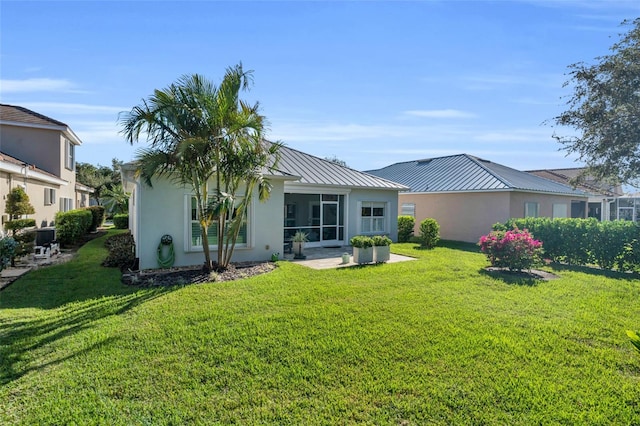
[485,267,559,281]
[122,261,277,287]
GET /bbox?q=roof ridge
[465,154,514,188]
[0,103,68,127]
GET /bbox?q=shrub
[418,218,440,249]
[372,235,392,246]
[397,216,415,243]
[4,219,36,232]
[350,235,373,248]
[627,330,640,355]
[55,209,93,246]
[4,219,36,265]
[85,206,106,232]
[113,214,129,229]
[479,228,543,272]
[103,232,136,269]
[0,237,17,272]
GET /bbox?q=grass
[1,231,639,424]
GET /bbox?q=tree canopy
[552,18,640,186]
[119,64,280,271]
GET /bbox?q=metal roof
[274,144,408,190]
[367,154,587,196]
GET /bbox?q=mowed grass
[1,232,639,425]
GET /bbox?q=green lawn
[1,231,639,425]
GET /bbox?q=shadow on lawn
[479,268,540,286]
[548,262,640,281]
[0,288,170,385]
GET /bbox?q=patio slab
[284,246,416,270]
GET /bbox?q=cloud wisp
[0,78,88,94]
[403,109,477,119]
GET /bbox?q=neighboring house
[367,154,589,244]
[75,182,95,208]
[122,144,407,270]
[0,104,84,227]
[526,167,623,221]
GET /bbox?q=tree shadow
[547,262,640,281]
[0,287,169,385]
[479,268,541,286]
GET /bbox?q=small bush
[398,216,415,243]
[372,235,392,246]
[350,235,373,248]
[85,206,106,232]
[103,232,136,269]
[113,214,129,229]
[4,219,36,264]
[4,219,36,232]
[479,228,543,272]
[56,209,93,246]
[418,218,440,249]
[627,330,640,355]
[0,237,17,272]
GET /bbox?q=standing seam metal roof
[366,154,587,196]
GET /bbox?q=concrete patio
[282,246,416,270]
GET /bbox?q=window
[59,197,73,212]
[401,203,415,217]
[524,202,539,218]
[44,188,56,206]
[552,203,568,219]
[65,139,75,170]
[361,201,386,233]
[188,196,248,250]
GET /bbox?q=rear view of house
[368,154,589,243]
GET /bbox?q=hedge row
[494,218,640,272]
[55,209,93,246]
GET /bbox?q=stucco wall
[508,192,587,219]
[400,191,511,243]
[0,171,65,228]
[135,177,285,270]
[348,188,400,242]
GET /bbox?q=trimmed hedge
[494,217,640,272]
[398,215,415,243]
[56,209,93,246]
[85,206,106,232]
[102,232,136,269]
[113,214,129,229]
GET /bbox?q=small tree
[4,187,36,266]
[397,215,415,242]
[418,218,440,249]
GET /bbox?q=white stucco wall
[347,188,400,242]
[134,177,285,270]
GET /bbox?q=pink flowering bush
[478,228,543,272]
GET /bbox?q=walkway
[283,246,416,270]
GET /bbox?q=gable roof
[526,167,623,197]
[0,150,68,186]
[274,144,408,190]
[0,103,82,145]
[367,154,587,196]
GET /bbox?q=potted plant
[350,235,373,264]
[372,235,392,263]
[292,230,308,259]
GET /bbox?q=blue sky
[1,1,639,172]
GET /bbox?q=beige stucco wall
[1,124,77,214]
[399,190,589,243]
[134,176,285,270]
[0,171,66,228]
[400,191,512,243]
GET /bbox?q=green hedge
[56,209,93,246]
[494,218,640,272]
[85,206,106,232]
[397,215,415,243]
[113,214,129,229]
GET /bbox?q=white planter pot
[373,245,390,263]
[293,241,305,259]
[353,246,373,264]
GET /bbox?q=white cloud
[0,78,79,93]
[403,109,476,119]
[18,102,127,115]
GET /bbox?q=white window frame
[552,203,568,219]
[524,202,539,218]
[44,188,56,206]
[401,203,416,217]
[185,194,251,252]
[359,201,389,235]
[59,197,73,212]
[65,139,75,170]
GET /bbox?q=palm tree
[119,64,281,271]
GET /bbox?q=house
[367,154,589,244]
[0,104,84,228]
[525,167,623,221]
[122,144,408,270]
